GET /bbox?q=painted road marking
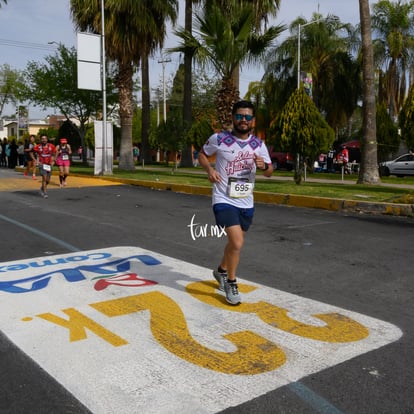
[0,214,80,252]
[0,172,121,192]
[0,247,402,414]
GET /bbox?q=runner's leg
[220,224,244,282]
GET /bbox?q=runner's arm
[198,150,221,183]
[254,154,273,177]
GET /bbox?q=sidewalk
[95,166,414,218]
[72,159,414,189]
[143,165,414,190]
[4,166,414,218]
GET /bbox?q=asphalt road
[0,169,413,414]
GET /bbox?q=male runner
[198,100,273,305]
[33,135,56,199]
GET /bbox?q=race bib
[62,154,69,160]
[42,164,51,172]
[228,177,253,198]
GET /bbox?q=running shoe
[224,280,241,305]
[32,175,37,180]
[43,193,48,199]
[213,269,227,291]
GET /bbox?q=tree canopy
[21,44,117,163]
[172,1,284,129]
[398,82,414,151]
[0,64,24,118]
[269,86,335,181]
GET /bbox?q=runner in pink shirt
[55,138,72,188]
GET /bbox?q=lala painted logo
[0,247,403,414]
[0,253,161,294]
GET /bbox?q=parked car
[268,147,294,171]
[379,153,414,177]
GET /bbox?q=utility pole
[16,104,19,142]
[158,56,171,122]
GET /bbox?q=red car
[268,147,294,171]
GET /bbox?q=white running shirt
[202,131,271,208]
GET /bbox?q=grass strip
[70,165,414,204]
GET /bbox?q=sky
[0,0,371,119]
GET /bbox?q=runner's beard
[233,123,252,135]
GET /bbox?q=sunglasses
[234,113,254,121]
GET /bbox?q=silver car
[379,153,414,177]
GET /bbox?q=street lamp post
[296,17,328,181]
[158,56,171,122]
[101,0,109,175]
[297,18,327,89]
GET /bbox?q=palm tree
[371,0,414,118]
[206,0,282,90]
[139,1,178,164]
[205,1,281,34]
[70,0,178,170]
[179,0,203,168]
[172,2,284,129]
[358,0,380,184]
[179,0,281,166]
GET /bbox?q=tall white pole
[16,104,20,141]
[297,24,301,89]
[155,89,160,163]
[163,65,166,122]
[158,56,171,122]
[297,18,327,90]
[101,0,109,174]
[157,93,160,126]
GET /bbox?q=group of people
[3,101,270,307]
[315,146,356,173]
[14,134,73,199]
[2,101,274,308]
[33,135,73,198]
[0,137,22,169]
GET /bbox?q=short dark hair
[232,100,255,116]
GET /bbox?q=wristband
[262,163,269,171]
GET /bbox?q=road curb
[12,167,413,218]
[91,175,414,218]
[256,191,413,216]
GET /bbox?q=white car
[379,153,414,177]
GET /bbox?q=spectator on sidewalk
[8,139,18,169]
[24,135,37,179]
[0,138,7,167]
[17,141,25,167]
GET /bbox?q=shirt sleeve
[259,143,272,164]
[202,133,219,157]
